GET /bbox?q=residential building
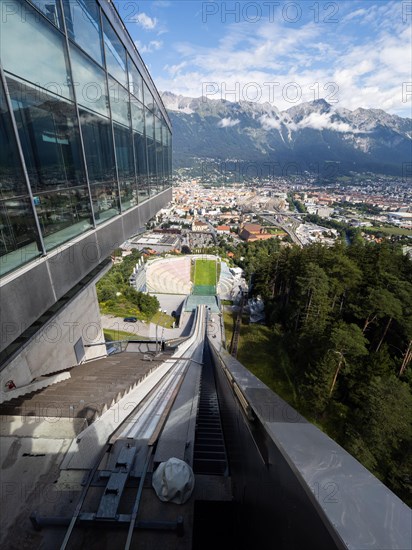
[239,223,273,242]
[192,220,209,232]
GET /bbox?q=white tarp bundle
[152,457,195,504]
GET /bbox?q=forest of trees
[96,250,159,319]
[234,239,412,505]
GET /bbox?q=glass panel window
[108,78,130,128]
[28,0,62,28]
[162,122,169,189]
[145,109,156,196]
[63,0,104,65]
[0,67,43,274]
[0,0,71,99]
[154,116,162,144]
[128,57,143,103]
[168,129,172,187]
[78,109,119,222]
[113,124,137,210]
[130,99,145,134]
[133,132,149,202]
[35,187,92,250]
[145,109,154,143]
[70,44,109,117]
[90,182,120,223]
[102,14,127,88]
[7,77,87,194]
[0,83,27,200]
[0,198,42,276]
[153,99,160,118]
[154,116,163,194]
[143,82,154,111]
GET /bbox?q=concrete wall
[0,188,172,356]
[0,283,106,391]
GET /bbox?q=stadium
[130,255,247,316]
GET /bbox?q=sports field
[194,259,217,285]
[193,259,217,295]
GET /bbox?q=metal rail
[230,292,245,358]
[124,447,154,550]
[32,306,208,550]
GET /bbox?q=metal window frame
[98,0,171,132]
[99,6,123,215]
[0,63,47,257]
[58,0,97,228]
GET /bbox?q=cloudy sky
[123,0,412,117]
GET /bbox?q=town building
[129,233,180,254]
[192,220,209,232]
[216,225,231,234]
[239,223,273,242]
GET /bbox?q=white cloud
[259,115,282,130]
[133,12,157,30]
[164,61,188,77]
[342,8,368,22]
[217,117,240,128]
[152,1,411,117]
[135,40,163,54]
[296,112,355,133]
[259,111,360,133]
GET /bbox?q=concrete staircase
[0,372,71,405]
[0,352,172,424]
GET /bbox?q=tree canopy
[235,239,412,505]
[96,250,159,319]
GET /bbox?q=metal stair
[193,348,228,476]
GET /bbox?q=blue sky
[122,0,412,116]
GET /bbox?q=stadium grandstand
[146,257,192,295]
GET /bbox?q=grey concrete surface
[153,294,185,316]
[0,416,87,438]
[101,311,193,341]
[0,434,73,548]
[1,284,106,389]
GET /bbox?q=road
[259,212,304,246]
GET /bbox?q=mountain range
[161,92,412,178]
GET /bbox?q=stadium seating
[217,261,235,300]
[146,257,192,294]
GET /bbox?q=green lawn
[364,225,412,237]
[267,228,286,235]
[151,311,175,328]
[194,259,217,286]
[104,329,146,341]
[223,311,297,406]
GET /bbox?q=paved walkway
[101,314,191,341]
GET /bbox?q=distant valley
[161,92,412,179]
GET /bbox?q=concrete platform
[0,351,173,549]
[185,296,220,314]
[0,416,87,439]
[0,427,75,548]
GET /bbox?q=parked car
[123,317,137,323]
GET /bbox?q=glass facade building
[0,0,172,277]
